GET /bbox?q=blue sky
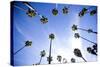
[12,1,97,66]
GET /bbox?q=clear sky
[12,1,97,66]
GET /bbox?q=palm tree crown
[71,58,76,63]
[49,33,55,39]
[72,24,78,31]
[74,48,82,57]
[74,33,80,38]
[57,55,62,63]
[52,8,58,16]
[25,40,32,46]
[62,6,68,14]
[40,50,46,57]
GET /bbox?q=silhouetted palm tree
[62,6,69,14]
[71,58,76,63]
[52,8,58,16]
[38,50,46,64]
[23,2,37,17]
[62,58,67,64]
[74,48,87,62]
[40,15,48,24]
[74,33,97,45]
[14,40,32,55]
[72,24,97,34]
[57,55,62,63]
[47,33,55,64]
[79,8,88,17]
[90,10,97,15]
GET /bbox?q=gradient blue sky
[12,1,97,66]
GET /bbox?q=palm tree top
[71,58,75,63]
[74,33,80,38]
[74,48,82,57]
[52,8,58,16]
[49,33,55,39]
[87,47,92,53]
[62,6,69,14]
[25,40,32,46]
[40,50,46,57]
[72,24,77,31]
[57,55,62,61]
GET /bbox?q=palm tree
[48,33,55,64]
[23,2,37,17]
[57,55,62,63]
[79,8,88,17]
[62,6,69,14]
[40,15,48,24]
[72,24,97,34]
[90,10,97,16]
[74,33,97,45]
[52,8,58,16]
[62,58,67,64]
[26,9,37,17]
[38,50,46,64]
[71,58,76,63]
[14,40,32,55]
[87,47,97,56]
[74,48,87,62]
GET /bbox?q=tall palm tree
[72,24,97,34]
[48,33,55,64]
[74,48,87,62]
[38,50,46,64]
[74,33,97,45]
[71,58,76,63]
[57,55,62,63]
[14,40,32,55]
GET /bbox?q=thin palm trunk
[23,2,34,10]
[48,39,52,64]
[80,36,96,45]
[78,28,97,34]
[38,56,42,65]
[14,46,25,55]
[81,57,87,62]
[56,3,58,9]
[38,14,43,18]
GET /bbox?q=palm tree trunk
[80,36,97,45]
[81,57,87,62]
[23,2,34,10]
[14,46,25,55]
[92,31,97,34]
[78,28,88,32]
[48,39,52,64]
[56,3,58,9]
[38,57,42,65]
[78,28,97,34]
